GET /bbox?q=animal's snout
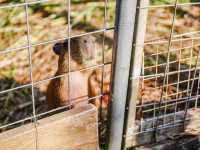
[85,45,96,60]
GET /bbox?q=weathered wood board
[0,104,98,150]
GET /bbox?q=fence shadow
[0,78,47,132]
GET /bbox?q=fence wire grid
[0,0,115,147]
[128,0,200,142]
[1,0,200,149]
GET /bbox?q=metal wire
[183,46,200,128]
[0,63,111,96]
[24,0,38,149]
[0,0,199,10]
[98,0,108,143]
[0,0,114,148]
[153,0,178,141]
[139,1,200,9]
[131,1,200,146]
[1,0,200,148]
[0,94,103,130]
[67,0,72,108]
[0,27,114,55]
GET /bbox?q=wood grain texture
[0,104,98,150]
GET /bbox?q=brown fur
[47,35,97,109]
[88,65,111,108]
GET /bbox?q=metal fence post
[108,0,138,149]
[124,0,149,148]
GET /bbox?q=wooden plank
[0,104,98,150]
[0,123,36,150]
[125,0,149,148]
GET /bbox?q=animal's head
[53,35,97,65]
[76,35,97,61]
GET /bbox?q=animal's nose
[53,43,62,55]
[89,49,96,59]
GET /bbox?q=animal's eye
[83,40,87,43]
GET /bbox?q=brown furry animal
[46,36,97,109]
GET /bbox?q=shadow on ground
[0,78,48,132]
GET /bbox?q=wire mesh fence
[1,0,200,149]
[0,0,115,147]
[126,0,200,146]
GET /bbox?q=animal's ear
[53,43,62,55]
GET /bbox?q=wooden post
[124,0,149,148]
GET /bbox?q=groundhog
[46,35,97,109]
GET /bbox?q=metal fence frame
[1,0,200,149]
[120,0,200,149]
[108,0,138,149]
